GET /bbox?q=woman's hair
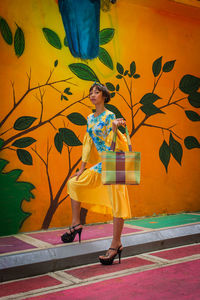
[89,82,111,103]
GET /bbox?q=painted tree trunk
[58,0,100,59]
[42,201,58,229]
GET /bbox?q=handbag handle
[110,126,132,152]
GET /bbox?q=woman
[61,82,131,265]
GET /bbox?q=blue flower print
[87,127,94,138]
[97,121,105,129]
[106,113,115,124]
[86,110,117,167]
[91,162,102,173]
[105,113,116,135]
[93,136,106,152]
[94,129,103,136]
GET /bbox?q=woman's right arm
[70,161,87,181]
[70,131,92,180]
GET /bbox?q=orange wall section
[0,0,199,234]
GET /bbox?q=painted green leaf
[54,60,58,67]
[64,36,68,47]
[69,63,99,82]
[140,93,161,104]
[188,92,200,108]
[0,138,4,149]
[61,95,68,101]
[105,104,123,119]
[124,70,129,76]
[17,149,33,165]
[118,126,126,134]
[0,158,34,235]
[169,133,182,165]
[42,28,62,49]
[98,47,113,70]
[67,112,87,125]
[185,110,200,121]
[14,116,37,131]
[116,84,120,91]
[140,103,164,116]
[0,17,12,45]
[6,169,23,181]
[54,133,63,153]
[159,140,170,172]
[130,61,136,75]
[110,92,115,98]
[116,74,123,79]
[12,137,36,148]
[105,104,125,133]
[106,82,115,91]
[117,62,124,75]
[179,74,200,94]
[59,128,82,146]
[0,159,8,172]
[184,136,200,149]
[152,56,162,77]
[14,25,25,57]
[64,88,72,95]
[99,28,115,45]
[133,74,140,79]
[163,60,176,72]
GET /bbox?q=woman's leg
[110,217,124,248]
[61,198,82,243]
[64,198,82,235]
[71,198,82,227]
[99,217,124,260]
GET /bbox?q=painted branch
[41,157,81,229]
[1,96,88,149]
[0,77,72,128]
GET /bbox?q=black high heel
[99,245,123,265]
[61,224,83,243]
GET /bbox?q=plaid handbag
[101,126,141,185]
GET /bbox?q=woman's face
[89,87,105,105]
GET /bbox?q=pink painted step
[28,224,142,245]
[150,244,200,260]
[0,236,36,254]
[0,275,62,297]
[28,259,200,300]
[66,256,154,279]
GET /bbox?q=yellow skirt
[67,169,131,219]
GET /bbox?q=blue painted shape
[58,0,100,59]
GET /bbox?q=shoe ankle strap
[109,245,122,251]
[72,223,81,229]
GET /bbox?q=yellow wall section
[0,0,199,233]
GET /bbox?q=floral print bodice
[87,110,115,173]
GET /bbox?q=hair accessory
[93,81,103,87]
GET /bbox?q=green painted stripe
[125,214,200,229]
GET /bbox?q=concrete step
[0,213,200,282]
[1,244,200,299]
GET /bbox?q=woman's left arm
[105,114,128,152]
[112,118,126,132]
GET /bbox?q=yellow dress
[67,109,132,219]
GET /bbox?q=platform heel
[77,227,82,243]
[118,246,123,264]
[99,245,123,265]
[61,224,83,243]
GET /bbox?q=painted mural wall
[0,0,200,236]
